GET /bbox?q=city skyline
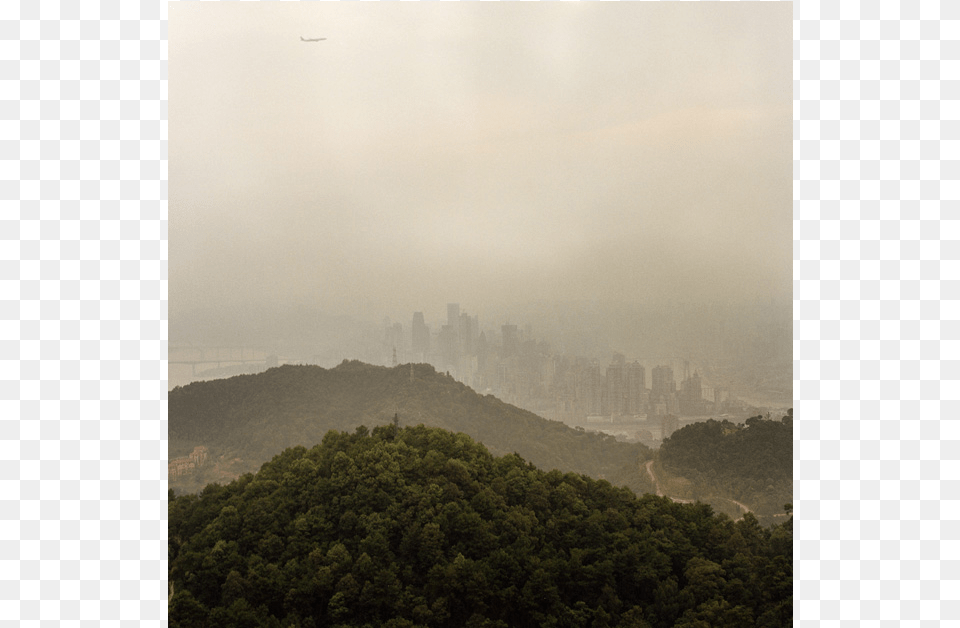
[170,294,792,419]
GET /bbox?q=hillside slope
[654,416,792,522]
[169,361,653,494]
[169,425,792,628]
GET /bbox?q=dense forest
[657,415,792,521]
[169,362,653,495]
[170,425,791,628]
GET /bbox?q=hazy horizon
[170,2,792,395]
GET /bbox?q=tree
[169,589,208,627]
[169,425,791,627]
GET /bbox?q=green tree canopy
[170,425,791,627]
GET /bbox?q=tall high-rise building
[650,365,676,415]
[680,370,703,414]
[625,361,646,415]
[439,324,459,368]
[605,356,625,416]
[501,324,519,358]
[578,362,603,416]
[447,303,460,329]
[651,365,675,400]
[477,331,488,371]
[459,312,475,355]
[446,304,461,363]
[383,318,404,362]
[411,312,429,358]
[471,314,480,353]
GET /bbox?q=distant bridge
[169,347,272,375]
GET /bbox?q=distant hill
[169,425,792,628]
[169,361,654,495]
[655,415,792,522]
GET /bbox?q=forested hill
[658,416,792,519]
[169,362,652,494]
[169,425,792,628]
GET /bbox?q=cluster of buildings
[168,445,209,480]
[382,303,730,427]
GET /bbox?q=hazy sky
[170,2,792,324]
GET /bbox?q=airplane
[300,36,326,42]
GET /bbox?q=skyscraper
[680,370,703,415]
[650,365,676,415]
[459,312,475,355]
[625,361,646,415]
[439,324,458,368]
[605,355,625,416]
[446,303,461,365]
[411,312,429,359]
[578,362,603,416]
[501,324,519,358]
[447,303,460,329]
[477,331,488,371]
[651,365,675,400]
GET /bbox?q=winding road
[726,497,752,515]
[645,460,694,504]
[645,460,750,516]
[643,460,790,521]
[645,460,664,497]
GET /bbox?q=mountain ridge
[169,361,654,495]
